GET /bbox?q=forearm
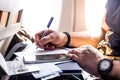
[68,30,105,48]
[109,61,120,80]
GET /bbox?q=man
[35,0,120,79]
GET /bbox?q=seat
[0,0,23,58]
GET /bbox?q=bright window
[85,0,107,30]
[22,0,62,35]
[85,0,107,37]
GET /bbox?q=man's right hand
[35,29,68,50]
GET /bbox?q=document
[0,52,39,76]
[23,53,71,64]
[13,43,82,79]
[14,43,71,64]
[15,43,70,55]
[31,63,62,79]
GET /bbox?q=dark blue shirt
[106,0,120,50]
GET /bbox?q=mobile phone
[23,53,70,64]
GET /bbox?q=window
[0,11,9,27]
[22,0,62,35]
[84,0,107,36]
[85,0,107,30]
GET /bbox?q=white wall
[22,0,62,35]
[22,0,107,35]
[0,0,23,11]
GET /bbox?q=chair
[0,0,24,79]
[0,0,23,58]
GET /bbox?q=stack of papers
[23,53,70,64]
[14,43,71,79]
[0,52,62,79]
[0,52,40,76]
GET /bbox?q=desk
[16,44,83,75]
[0,58,83,80]
[0,43,84,80]
[6,62,83,80]
[1,61,83,80]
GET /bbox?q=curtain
[58,0,106,32]
[58,0,87,32]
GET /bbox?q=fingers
[44,43,56,50]
[67,45,104,63]
[67,48,83,61]
[35,31,44,45]
[35,30,56,49]
[67,53,78,61]
[39,33,55,46]
[67,45,92,61]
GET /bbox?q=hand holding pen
[35,16,69,50]
[36,17,54,49]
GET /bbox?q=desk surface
[2,44,83,80]
[13,43,83,75]
[0,61,83,80]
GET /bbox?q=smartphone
[23,53,70,64]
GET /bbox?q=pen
[36,17,54,49]
[41,17,54,38]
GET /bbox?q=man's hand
[35,30,67,50]
[67,45,105,76]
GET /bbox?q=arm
[35,10,109,49]
[69,29,105,48]
[69,10,109,48]
[35,28,105,49]
[109,61,120,80]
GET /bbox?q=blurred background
[22,0,107,36]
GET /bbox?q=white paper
[31,63,62,79]
[13,43,72,79]
[14,43,71,64]
[14,43,70,57]
[0,52,9,74]
[0,52,39,76]
[7,61,40,75]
